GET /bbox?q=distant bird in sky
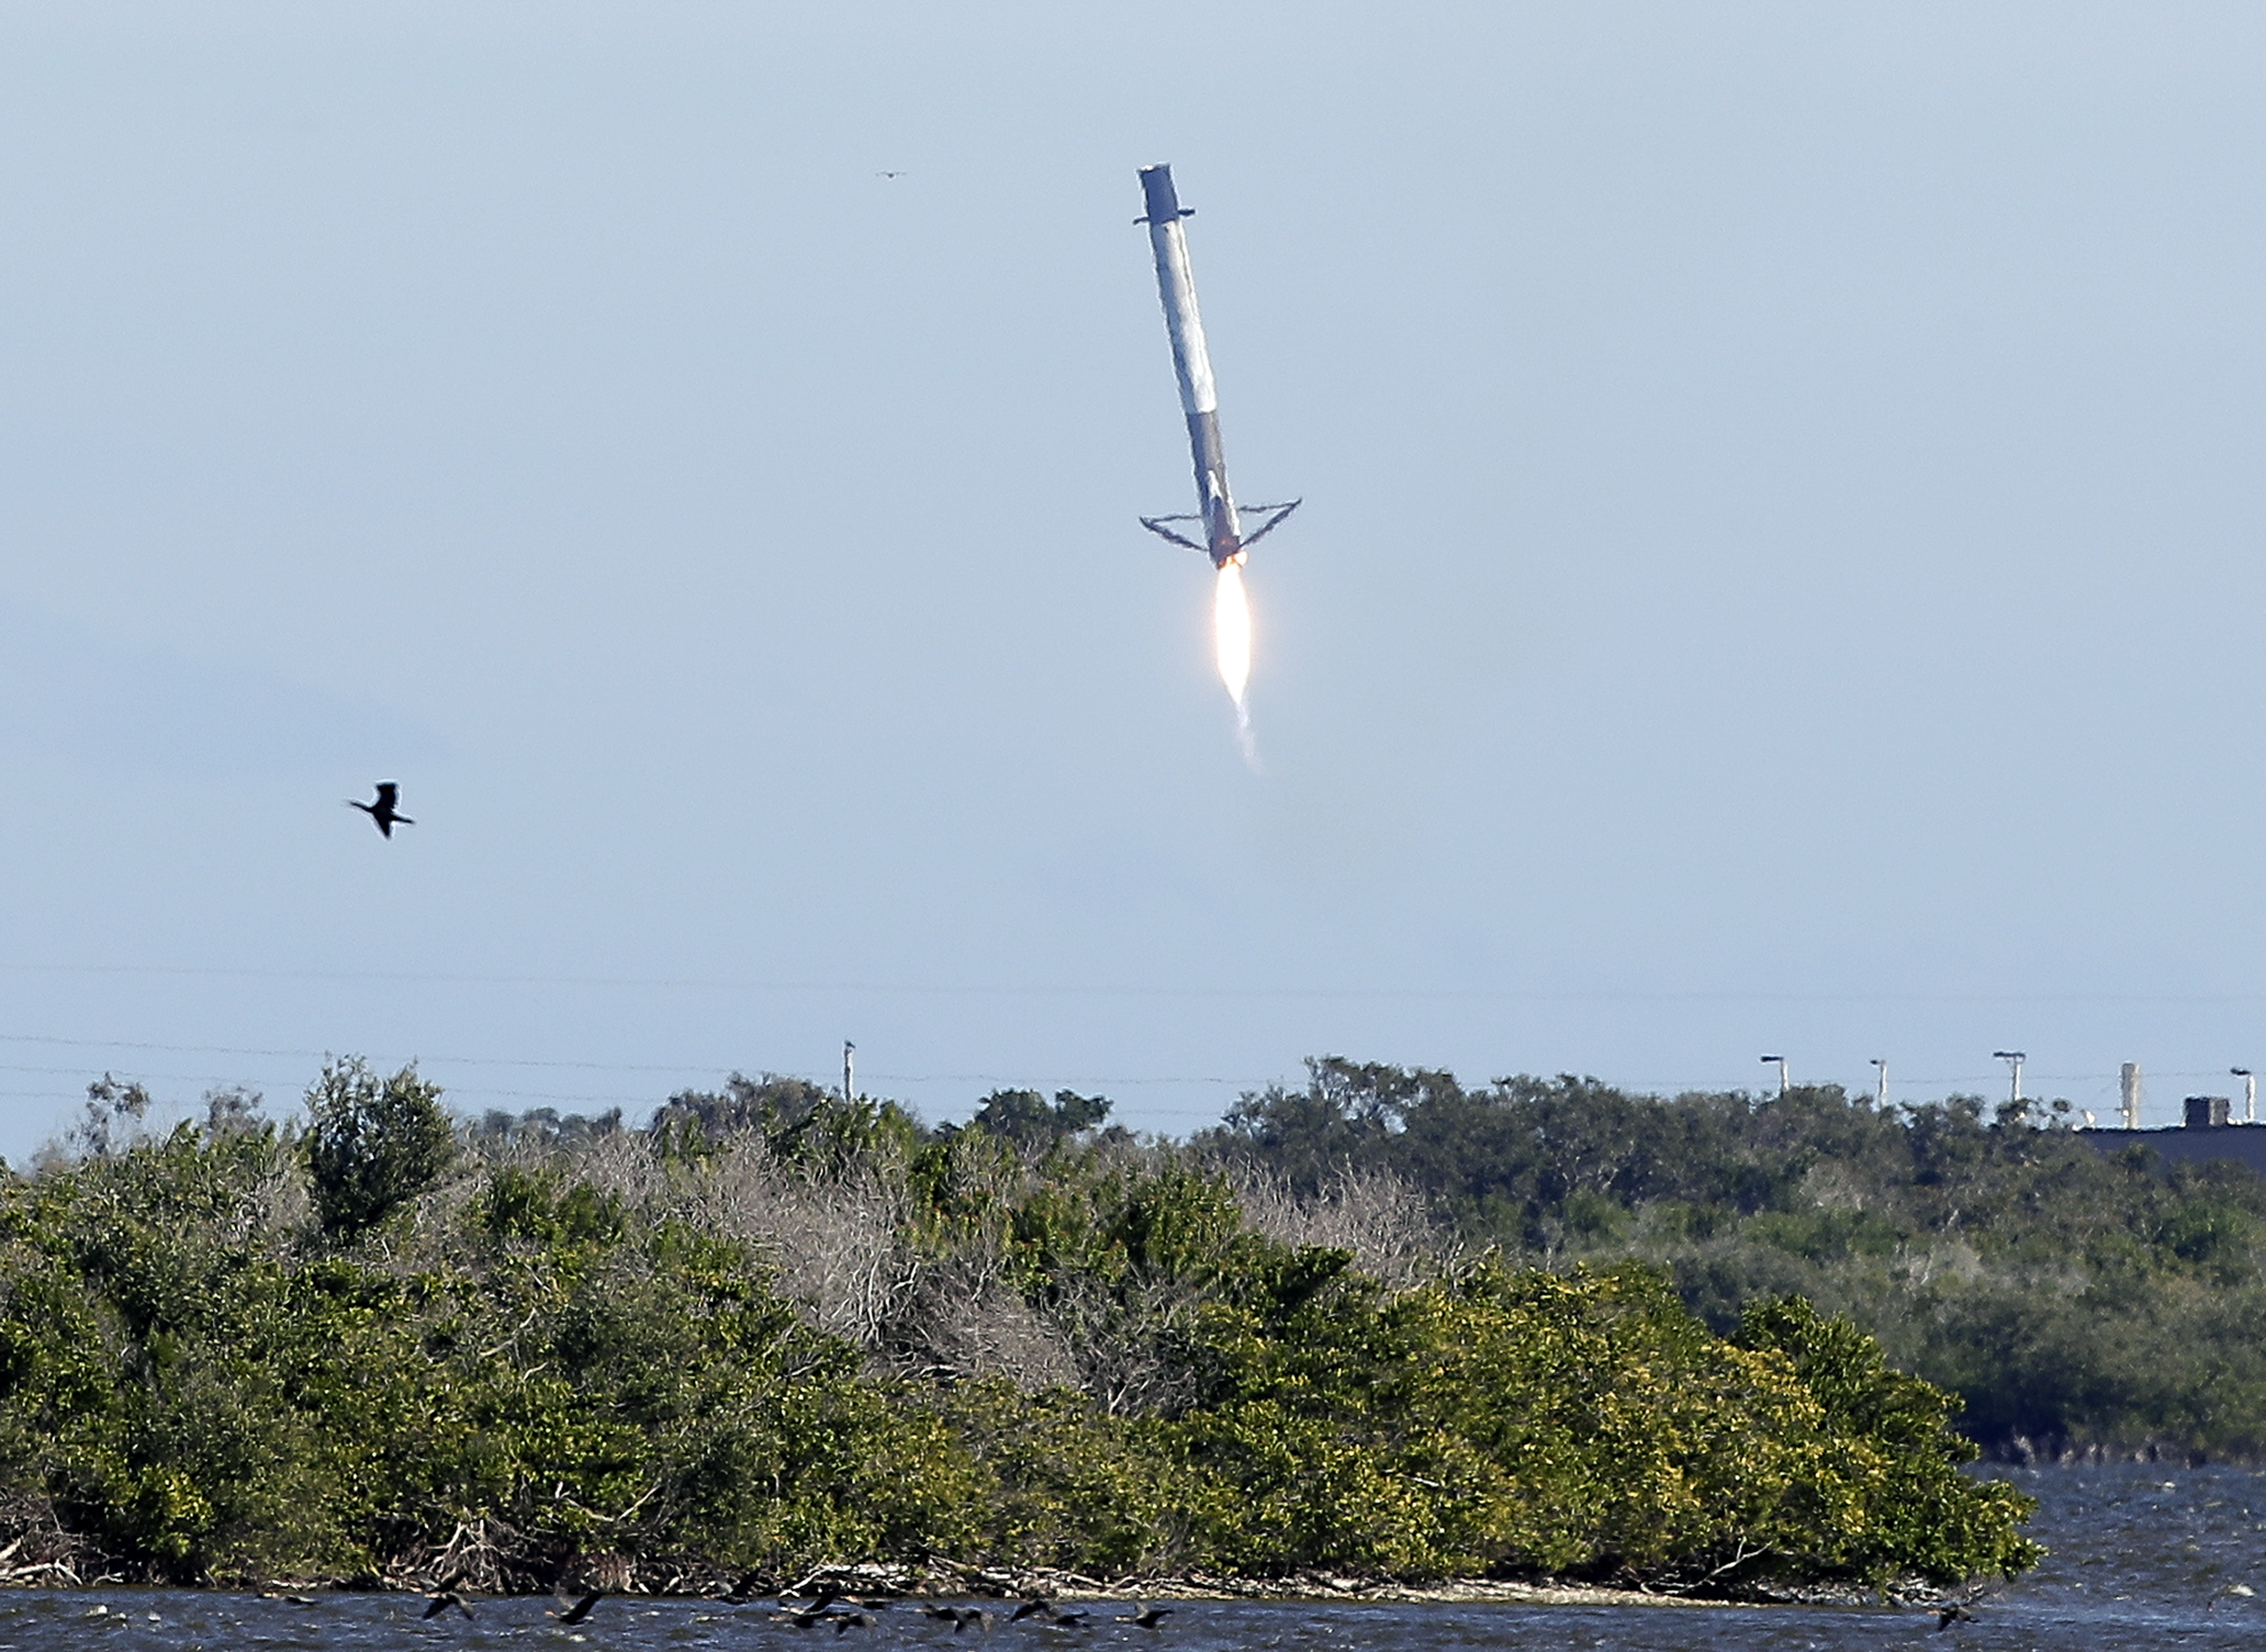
[876,169,906,178]
[349,781,414,838]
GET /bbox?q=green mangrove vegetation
[1206,1061,2266,1461]
[0,1062,2038,1593]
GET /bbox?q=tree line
[1203,1059,2266,1460]
[0,1060,2036,1592]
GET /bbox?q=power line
[11,958,2266,1006]
[7,1022,2259,1134]
[4,1033,2252,1102]
[0,1037,1269,1092]
[0,1032,718,1073]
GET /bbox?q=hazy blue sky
[5,2,2266,1157]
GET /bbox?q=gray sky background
[4,2,2265,1157]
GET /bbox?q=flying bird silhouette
[551,1590,604,1624]
[349,781,414,838]
[1122,1608,1171,1629]
[419,1569,470,1619]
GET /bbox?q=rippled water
[3,1464,2260,1649]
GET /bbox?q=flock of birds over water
[383,1574,1175,1635]
[224,1570,2083,1637]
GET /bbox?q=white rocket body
[1139,165,1246,568]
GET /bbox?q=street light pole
[1760,1054,1788,1096]
[1993,1050,2025,1106]
[2236,1068,2256,1124]
[1869,1058,1888,1107]
[843,1041,856,1105]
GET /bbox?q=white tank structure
[1136,164,1298,568]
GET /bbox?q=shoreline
[0,1562,1908,1613]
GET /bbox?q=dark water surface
[3,1464,2259,1649]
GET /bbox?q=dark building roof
[2082,1123,2266,1177]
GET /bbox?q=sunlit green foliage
[303,1059,455,1238]
[0,1064,2036,1591]
[1205,1060,2266,1459]
[964,1089,1117,1150]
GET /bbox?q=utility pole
[843,1041,856,1105]
[2120,1062,2143,1130]
[2236,1067,2256,1124]
[1869,1058,1888,1107]
[1993,1050,2025,1106]
[1760,1054,1788,1096]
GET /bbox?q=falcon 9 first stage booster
[1135,165,1298,569]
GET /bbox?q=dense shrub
[0,1068,2035,1591]
[303,1060,454,1238]
[1203,1060,2266,1459]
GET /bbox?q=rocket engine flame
[1213,561,1251,709]
[1213,562,1258,767]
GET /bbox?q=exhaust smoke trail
[1213,562,1259,767]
